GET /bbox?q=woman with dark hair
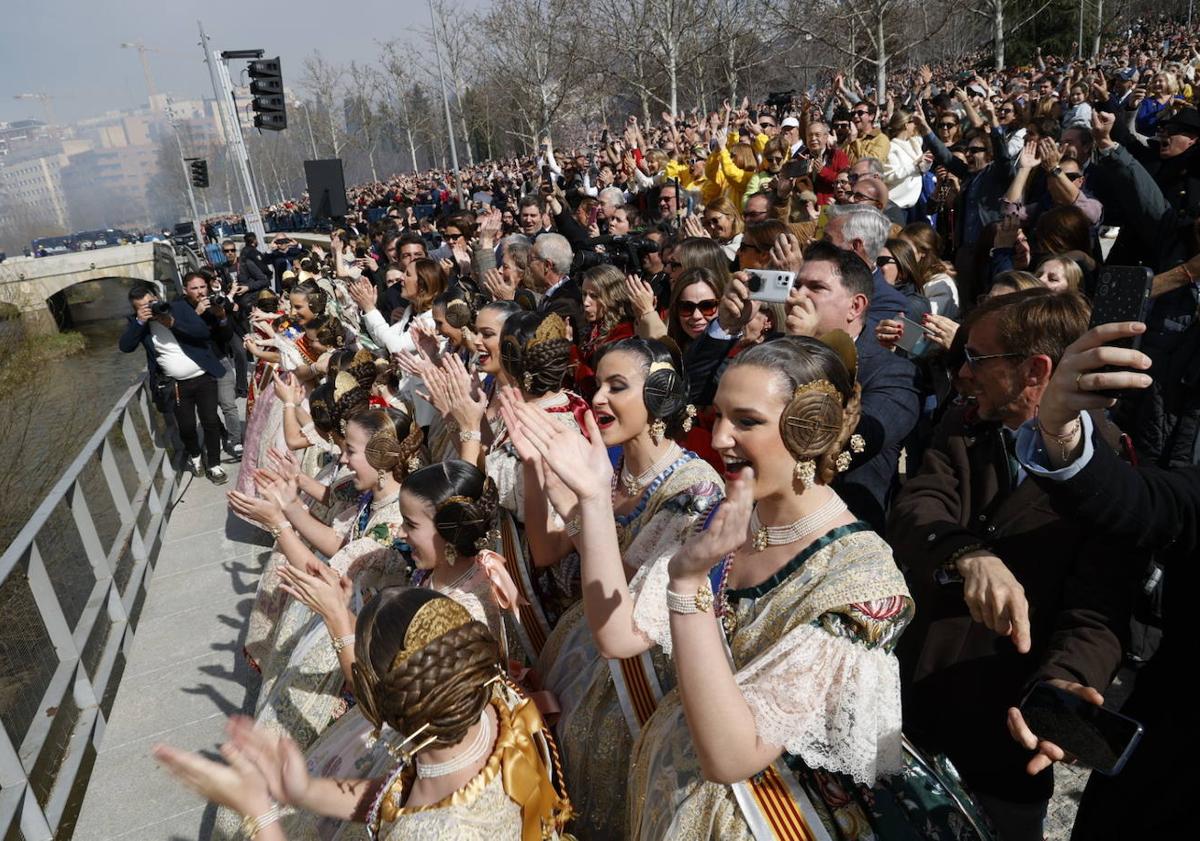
[667,266,727,353]
[521,334,934,839]
[736,219,790,271]
[505,338,723,839]
[576,264,637,396]
[350,257,447,358]
[154,589,572,841]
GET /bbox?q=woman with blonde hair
[701,194,745,261]
[706,134,759,208]
[900,222,959,317]
[883,109,926,211]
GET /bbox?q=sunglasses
[849,190,876,204]
[938,122,959,129]
[875,255,898,267]
[852,109,870,117]
[677,299,719,317]
[997,107,1015,114]
[702,216,724,227]
[967,146,989,154]
[222,249,236,254]
[1064,172,1084,182]
[963,347,1024,369]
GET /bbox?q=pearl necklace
[618,443,680,497]
[415,710,492,779]
[431,563,475,594]
[749,493,848,552]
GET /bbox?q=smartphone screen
[1087,265,1153,396]
[1019,682,1143,776]
[894,315,930,355]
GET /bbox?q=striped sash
[731,761,833,841]
[497,510,551,656]
[608,651,664,737]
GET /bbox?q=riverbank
[0,329,88,395]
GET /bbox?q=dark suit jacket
[119,299,230,380]
[235,253,271,309]
[537,276,586,345]
[832,330,920,531]
[889,407,1136,802]
[868,266,929,327]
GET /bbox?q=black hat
[1161,107,1200,134]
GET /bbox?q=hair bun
[779,379,845,460]
[444,298,473,329]
[643,363,688,421]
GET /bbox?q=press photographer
[118,273,236,484]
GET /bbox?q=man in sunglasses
[842,100,891,166]
[890,288,1136,841]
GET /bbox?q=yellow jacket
[842,132,891,165]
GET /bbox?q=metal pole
[427,0,463,206]
[198,20,267,244]
[301,102,318,159]
[165,98,202,245]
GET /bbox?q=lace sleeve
[485,444,524,521]
[327,523,407,579]
[736,609,911,785]
[626,484,722,655]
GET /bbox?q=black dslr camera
[573,235,660,276]
[208,292,231,309]
[150,300,172,317]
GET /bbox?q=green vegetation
[0,330,88,397]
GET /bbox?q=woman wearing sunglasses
[668,266,725,354]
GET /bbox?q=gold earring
[794,459,816,490]
[444,544,457,566]
[835,451,853,472]
[849,433,866,454]
[407,455,421,472]
[649,418,666,444]
[377,469,387,489]
[523,371,534,390]
[681,404,697,433]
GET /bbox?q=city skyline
[1,0,479,126]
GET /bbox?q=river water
[0,283,149,554]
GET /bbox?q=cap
[781,116,800,129]
[1160,107,1200,133]
[1118,68,1137,81]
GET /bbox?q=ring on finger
[1075,372,1084,389]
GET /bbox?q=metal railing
[0,377,178,841]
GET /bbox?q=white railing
[0,377,178,840]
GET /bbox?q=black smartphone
[1087,265,1153,397]
[781,160,809,180]
[354,246,367,259]
[1019,682,1143,776]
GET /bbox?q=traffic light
[248,57,287,131]
[190,159,209,188]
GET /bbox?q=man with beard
[888,288,1139,841]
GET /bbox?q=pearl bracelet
[240,803,280,839]
[564,517,581,537]
[331,633,355,652]
[458,429,482,443]
[270,521,294,539]
[666,580,715,614]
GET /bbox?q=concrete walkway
[74,461,267,841]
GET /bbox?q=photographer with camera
[187,271,242,461]
[119,275,235,484]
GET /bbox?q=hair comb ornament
[527,313,568,349]
[334,371,359,401]
[779,379,844,460]
[389,598,474,671]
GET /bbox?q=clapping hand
[504,397,612,504]
[769,231,804,274]
[152,736,273,817]
[682,213,708,239]
[277,560,354,629]
[482,267,518,302]
[348,276,378,313]
[272,370,301,404]
[625,274,657,319]
[668,469,754,583]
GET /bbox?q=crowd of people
[128,14,1200,841]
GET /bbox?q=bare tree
[428,0,478,165]
[474,0,589,143]
[964,0,1054,69]
[299,52,349,157]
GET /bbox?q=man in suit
[530,233,584,345]
[685,242,919,531]
[889,289,1137,841]
[119,281,234,483]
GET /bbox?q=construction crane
[12,93,57,124]
[120,40,161,102]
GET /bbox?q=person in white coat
[883,110,929,212]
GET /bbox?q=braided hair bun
[331,372,372,438]
[500,311,574,396]
[353,407,425,480]
[353,588,499,747]
[307,382,336,439]
[729,334,861,486]
[403,460,500,557]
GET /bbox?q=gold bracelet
[330,633,355,652]
[269,521,294,539]
[1037,416,1083,463]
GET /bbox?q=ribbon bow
[499,699,572,841]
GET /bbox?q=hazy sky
[1,0,481,124]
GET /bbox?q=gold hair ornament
[527,313,568,349]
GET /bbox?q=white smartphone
[746,269,796,303]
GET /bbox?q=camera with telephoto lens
[150,300,172,317]
[766,90,798,111]
[208,292,230,309]
[573,235,660,277]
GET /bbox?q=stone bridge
[0,242,179,334]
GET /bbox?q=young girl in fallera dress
[154,588,572,841]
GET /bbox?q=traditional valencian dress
[284,550,522,841]
[365,681,572,841]
[626,522,931,840]
[537,450,722,840]
[482,389,589,660]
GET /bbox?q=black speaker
[304,159,348,220]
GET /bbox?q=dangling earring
[407,455,421,472]
[794,459,816,490]
[835,450,853,473]
[649,418,666,444]
[523,371,534,390]
[849,433,866,454]
[444,544,457,567]
[377,469,387,489]
[681,404,697,433]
